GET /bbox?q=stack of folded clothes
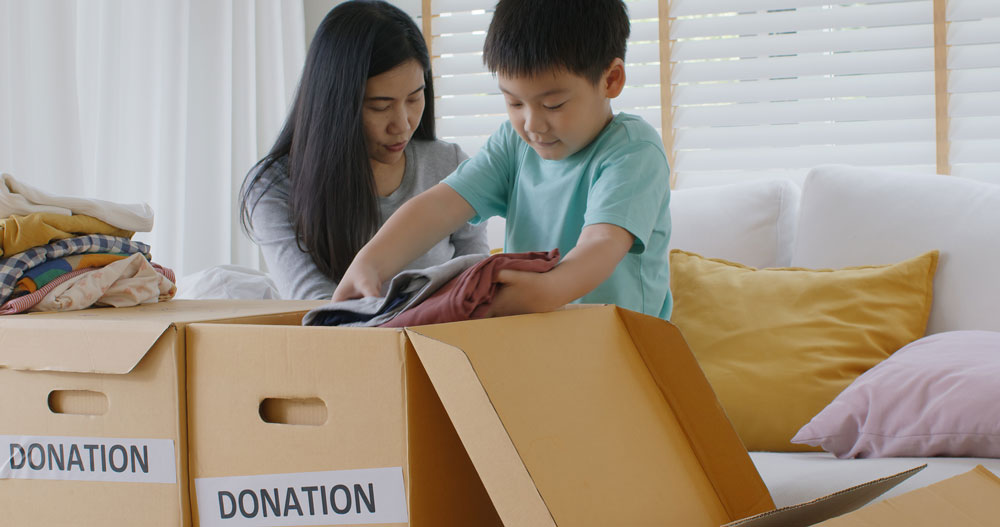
[0,173,176,315]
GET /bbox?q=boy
[334,0,672,319]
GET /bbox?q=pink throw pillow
[792,331,1000,458]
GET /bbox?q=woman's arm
[247,171,337,300]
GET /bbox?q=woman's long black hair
[240,0,435,282]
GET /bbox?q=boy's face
[498,61,623,161]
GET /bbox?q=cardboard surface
[725,465,926,527]
[0,300,323,527]
[817,465,1000,526]
[186,305,774,527]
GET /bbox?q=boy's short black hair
[483,0,630,84]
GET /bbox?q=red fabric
[380,249,560,327]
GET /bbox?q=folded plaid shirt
[0,234,150,304]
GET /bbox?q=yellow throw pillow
[669,249,938,452]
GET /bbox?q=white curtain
[0,0,305,277]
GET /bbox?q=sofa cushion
[793,330,1000,458]
[669,179,799,268]
[792,165,1000,334]
[669,249,938,452]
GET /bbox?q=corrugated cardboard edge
[616,307,777,520]
[405,329,557,527]
[724,464,926,527]
[0,301,320,374]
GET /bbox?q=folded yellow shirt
[0,212,134,257]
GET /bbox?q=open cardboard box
[186,305,775,526]
[189,304,967,527]
[0,300,324,527]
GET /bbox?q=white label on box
[0,435,176,483]
[195,467,408,527]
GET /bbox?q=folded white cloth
[0,173,154,232]
[32,253,175,311]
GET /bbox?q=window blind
[430,0,663,157]
[421,0,996,190]
[666,0,940,187]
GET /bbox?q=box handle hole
[259,397,327,426]
[48,390,108,416]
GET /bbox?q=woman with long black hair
[240,0,487,300]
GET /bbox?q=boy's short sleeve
[442,123,517,224]
[584,140,670,253]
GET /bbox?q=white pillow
[669,179,800,268]
[792,165,1000,334]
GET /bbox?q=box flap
[0,299,322,374]
[816,465,1000,526]
[405,330,555,527]
[408,305,772,526]
[616,307,775,521]
[725,465,926,527]
[0,318,171,374]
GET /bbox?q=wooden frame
[933,0,951,175]
[658,0,677,188]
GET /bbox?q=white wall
[303,0,345,47]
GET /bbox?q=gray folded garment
[302,253,488,327]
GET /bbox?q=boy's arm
[486,223,634,317]
[333,183,475,301]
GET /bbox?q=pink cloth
[381,249,560,327]
[0,268,95,314]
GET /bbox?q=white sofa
[669,164,1000,506]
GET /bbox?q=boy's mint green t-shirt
[442,112,672,319]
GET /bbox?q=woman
[240,0,487,300]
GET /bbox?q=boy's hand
[485,223,634,318]
[332,264,381,302]
[486,269,563,317]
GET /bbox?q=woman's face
[362,58,426,168]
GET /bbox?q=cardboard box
[186,304,777,526]
[0,299,324,527]
[816,465,1000,526]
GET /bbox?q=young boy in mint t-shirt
[334,0,672,320]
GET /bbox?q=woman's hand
[332,263,382,301]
